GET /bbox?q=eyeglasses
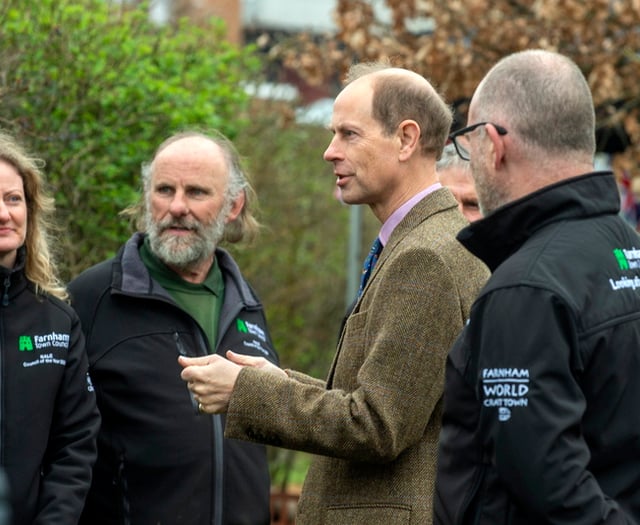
[449,122,508,161]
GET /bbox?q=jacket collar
[0,246,28,305]
[382,186,460,261]
[457,171,619,272]
[0,245,26,276]
[114,232,260,308]
[353,187,459,308]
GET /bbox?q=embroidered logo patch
[19,335,34,351]
[481,368,530,421]
[236,319,266,342]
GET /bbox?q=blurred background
[2,1,640,518]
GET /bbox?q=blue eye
[7,194,23,204]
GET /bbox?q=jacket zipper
[118,454,131,525]
[195,330,224,525]
[174,330,224,525]
[212,413,224,525]
[2,276,10,307]
[174,333,200,413]
[457,463,487,525]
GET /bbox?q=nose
[323,136,342,163]
[168,192,189,216]
[0,201,9,221]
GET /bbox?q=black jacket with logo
[435,172,640,524]
[68,233,279,525]
[1,249,100,525]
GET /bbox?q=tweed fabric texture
[226,188,490,525]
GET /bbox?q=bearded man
[69,130,279,525]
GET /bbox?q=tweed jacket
[225,188,490,525]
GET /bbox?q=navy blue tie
[358,237,383,297]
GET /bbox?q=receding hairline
[337,67,442,123]
[154,134,225,160]
[347,66,436,96]
[143,134,233,196]
[150,135,231,181]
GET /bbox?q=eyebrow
[184,183,211,192]
[333,123,362,134]
[154,181,211,192]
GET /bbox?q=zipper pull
[175,332,200,414]
[2,276,10,306]
[174,332,186,356]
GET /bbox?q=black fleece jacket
[1,248,99,525]
[69,233,279,525]
[435,172,640,525]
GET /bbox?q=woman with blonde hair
[0,131,99,525]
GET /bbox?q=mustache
[157,218,202,233]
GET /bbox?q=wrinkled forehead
[153,139,228,177]
[156,136,224,163]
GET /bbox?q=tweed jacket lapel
[357,187,458,308]
[377,188,458,273]
[328,187,459,387]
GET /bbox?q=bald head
[153,136,228,186]
[464,50,597,215]
[344,64,453,159]
[131,130,259,245]
[471,49,595,161]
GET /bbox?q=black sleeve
[474,286,625,522]
[34,312,100,525]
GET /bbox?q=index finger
[178,355,212,368]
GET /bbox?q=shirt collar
[140,236,223,296]
[379,182,442,245]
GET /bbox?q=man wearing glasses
[434,49,640,524]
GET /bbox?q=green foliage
[0,0,261,278]
[230,109,378,491]
[235,114,344,376]
[268,446,311,493]
[231,109,377,377]
[0,0,382,491]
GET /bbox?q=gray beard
[145,209,228,270]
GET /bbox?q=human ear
[225,191,245,223]
[486,123,506,168]
[397,119,421,161]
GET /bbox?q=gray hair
[473,49,595,158]
[124,130,260,243]
[437,142,469,172]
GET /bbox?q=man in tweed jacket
[180,64,489,524]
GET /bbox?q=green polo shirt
[140,238,224,352]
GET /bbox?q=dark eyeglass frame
[449,122,508,161]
